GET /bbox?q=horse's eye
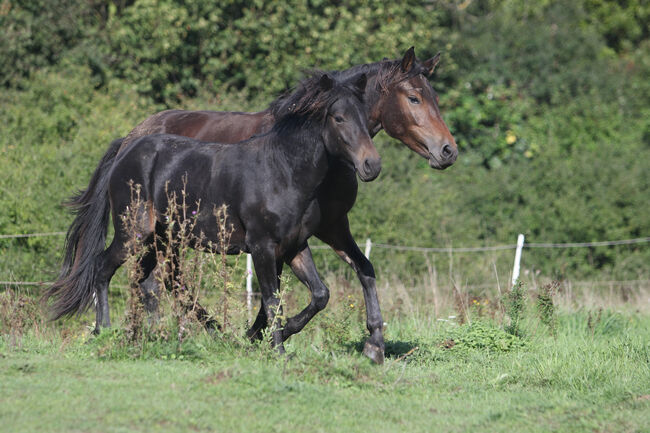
[334,116,344,123]
[408,96,420,104]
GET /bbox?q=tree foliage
[0,0,649,283]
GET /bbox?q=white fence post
[511,234,525,286]
[246,253,253,324]
[364,238,372,259]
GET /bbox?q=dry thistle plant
[120,181,147,343]
[453,285,469,325]
[536,281,558,336]
[119,177,250,346]
[587,307,603,337]
[207,204,246,335]
[151,177,211,342]
[1,287,44,346]
[504,281,527,337]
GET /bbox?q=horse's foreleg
[250,242,285,352]
[246,299,268,341]
[280,246,329,341]
[317,219,385,364]
[246,257,285,341]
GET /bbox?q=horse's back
[113,134,198,192]
[113,133,251,206]
[120,109,273,153]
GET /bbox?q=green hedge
[1,0,649,285]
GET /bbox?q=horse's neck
[363,73,384,137]
[268,125,329,188]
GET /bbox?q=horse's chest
[278,196,320,235]
[317,167,358,220]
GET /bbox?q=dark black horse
[49,47,457,364]
[44,73,380,352]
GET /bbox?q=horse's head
[378,47,458,170]
[271,72,381,181]
[319,74,381,182]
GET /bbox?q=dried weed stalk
[152,177,209,342]
[453,285,468,325]
[121,176,247,343]
[504,281,527,337]
[120,181,147,342]
[536,281,558,336]
[207,204,245,334]
[1,287,44,345]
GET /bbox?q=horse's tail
[42,137,123,320]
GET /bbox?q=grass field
[1,283,649,433]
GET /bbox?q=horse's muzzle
[358,157,382,181]
[429,142,457,170]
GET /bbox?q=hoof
[91,324,102,336]
[204,319,221,334]
[146,313,161,327]
[363,341,385,365]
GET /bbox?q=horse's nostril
[362,158,381,178]
[441,144,453,158]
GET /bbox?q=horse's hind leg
[159,247,220,332]
[280,246,329,341]
[138,251,160,325]
[141,231,172,319]
[140,272,161,321]
[93,235,129,334]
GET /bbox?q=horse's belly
[189,206,248,253]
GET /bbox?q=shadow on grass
[346,339,419,359]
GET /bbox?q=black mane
[269,71,364,132]
[269,54,428,123]
[338,58,428,94]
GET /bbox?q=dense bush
[97,0,450,103]
[0,0,97,87]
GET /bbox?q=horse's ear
[319,74,334,90]
[423,52,441,76]
[354,73,367,93]
[400,46,416,72]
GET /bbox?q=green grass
[1,308,649,433]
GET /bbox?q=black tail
[42,138,123,320]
